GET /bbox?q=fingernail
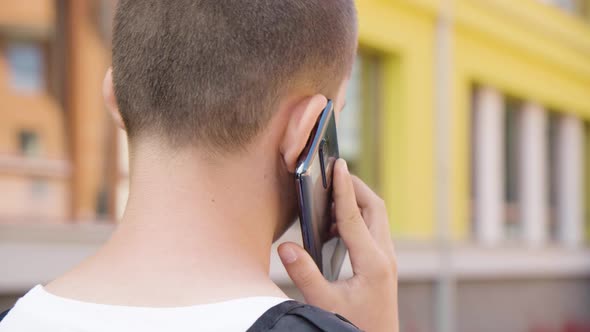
[280,247,297,264]
[342,159,349,172]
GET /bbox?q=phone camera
[319,139,329,189]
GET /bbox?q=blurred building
[0,0,117,224]
[344,1,590,331]
[1,1,590,332]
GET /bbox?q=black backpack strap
[247,300,360,332]
[248,301,305,331]
[0,308,11,322]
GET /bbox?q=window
[553,0,578,12]
[340,57,363,164]
[19,129,47,199]
[31,179,49,199]
[504,100,522,240]
[539,0,590,18]
[6,41,45,93]
[581,0,590,19]
[469,91,579,246]
[339,53,382,192]
[18,130,40,157]
[546,113,560,241]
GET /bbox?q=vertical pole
[434,1,456,331]
[66,0,111,221]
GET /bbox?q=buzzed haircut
[112,0,358,151]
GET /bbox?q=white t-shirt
[0,285,289,332]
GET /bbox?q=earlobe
[103,68,125,130]
[280,94,328,173]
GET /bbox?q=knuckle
[341,212,362,227]
[296,268,318,289]
[372,252,395,281]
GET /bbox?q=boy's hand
[278,159,399,332]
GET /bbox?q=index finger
[332,159,380,273]
[351,176,393,253]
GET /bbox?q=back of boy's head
[112,0,357,151]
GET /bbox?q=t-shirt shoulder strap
[247,300,361,332]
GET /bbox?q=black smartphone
[295,100,347,282]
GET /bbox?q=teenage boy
[0,1,398,331]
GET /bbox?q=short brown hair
[112,0,357,151]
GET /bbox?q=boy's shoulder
[248,300,360,332]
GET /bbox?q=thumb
[278,242,332,301]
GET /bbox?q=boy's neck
[46,140,290,305]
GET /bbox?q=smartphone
[295,100,347,282]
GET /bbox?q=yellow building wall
[357,0,437,240]
[356,0,590,241]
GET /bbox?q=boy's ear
[103,68,125,130]
[280,94,328,173]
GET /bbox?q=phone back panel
[295,101,342,280]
